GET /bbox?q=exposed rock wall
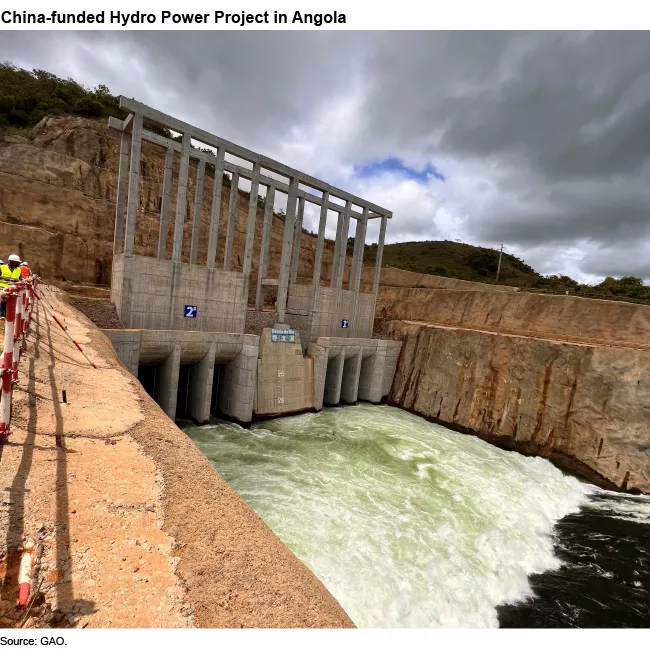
[377,286,650,350]
[0,116,342,296]
[386,320,650,494]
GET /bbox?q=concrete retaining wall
[111,253,248,333]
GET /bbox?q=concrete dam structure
[102,97,401,423]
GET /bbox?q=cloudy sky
[2,30,650,283]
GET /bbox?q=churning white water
[184,404,591,627]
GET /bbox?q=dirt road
[0,287,353,628]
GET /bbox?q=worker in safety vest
[20,261,31,278]
[0,254,23,319]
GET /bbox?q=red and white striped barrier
[0,277,37,443]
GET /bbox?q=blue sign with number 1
[341,319,349,328]
[184,305,198,318]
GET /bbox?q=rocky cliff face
[386,320,650,494]
[0,116,341,295]
[377,285,650,350]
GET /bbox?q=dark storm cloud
[2,30,650,280]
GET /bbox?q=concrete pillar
[341,350,362,403]
[324,350,344,405]
[224,171,239,270]
[123,112,143,257]
[243,162,261,276]
[157,146,174,260]
[189,159,205,265]
[255,184,275,309]
[289,196,305,285]
[331,201,351,290]
[308,342,328,411]
[113,130,131,255]
[311,191,329,294]
[172,132,191,263]
[187,342,216,424]
[350,209,368,292]
[207,148,225,268]
[276,176,299,322]
[154,342,181,420]
[372,215,387,294]
[218,337,259,424]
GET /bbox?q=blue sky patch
[354,157,445,183]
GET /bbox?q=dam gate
[104,97,401,423]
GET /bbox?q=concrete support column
[311,191,329,294]
[157,146,174,260]
[243,162,261,276]
[113,129,131,255]
[341,350,362,403]
[350,209,368,292]
[154,342,181,420]
[206,149,225,268]
[218,337,259,424]
[324,350,345,405]
[289,196,305,285]
[372,215,387,294]
[255,184,275,309]
[187,342,216,424]
[224,171,239,270]
[123,112,143,257]
[276,176,299,322]
[331,201,351,289]
[189,159,205,265]
[172,132,191,263]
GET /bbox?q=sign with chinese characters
[341,319,349,328]
[184,305,198,318]
[271,327,295,343]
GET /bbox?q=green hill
[361,240,540,287]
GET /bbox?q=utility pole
[496,243,504,281]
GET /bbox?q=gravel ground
[68,298,124,330]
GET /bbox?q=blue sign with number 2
[184,305,198,318]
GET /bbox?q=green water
[184,404,589,627]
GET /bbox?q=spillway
[185,404,623,627]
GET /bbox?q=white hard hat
[21,261,28,266]
[8,254,21,262]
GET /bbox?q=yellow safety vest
[0,264,22,289]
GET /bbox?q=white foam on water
[185,404,591,628]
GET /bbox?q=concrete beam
[276,176,299,322]
[113,129,131,255]
[289,196,305,285]
[154,341,181,420]
[372,215,387,295]
[331,201,351,290]
[187,342,216,424]
[350,209,368,293]
[172,132,191,263]
[207,148,225,268]
[157,146,174,260]
[255,184,275,309]
[190,159,205,265]
[312,190,329,294]
[243,162,261,277]
[118,96,391,218]
[123,112,143,257]
[224,171,239,270]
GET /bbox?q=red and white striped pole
[0,288,17,442]
[17,539,35,609]
[12,284,24,382]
